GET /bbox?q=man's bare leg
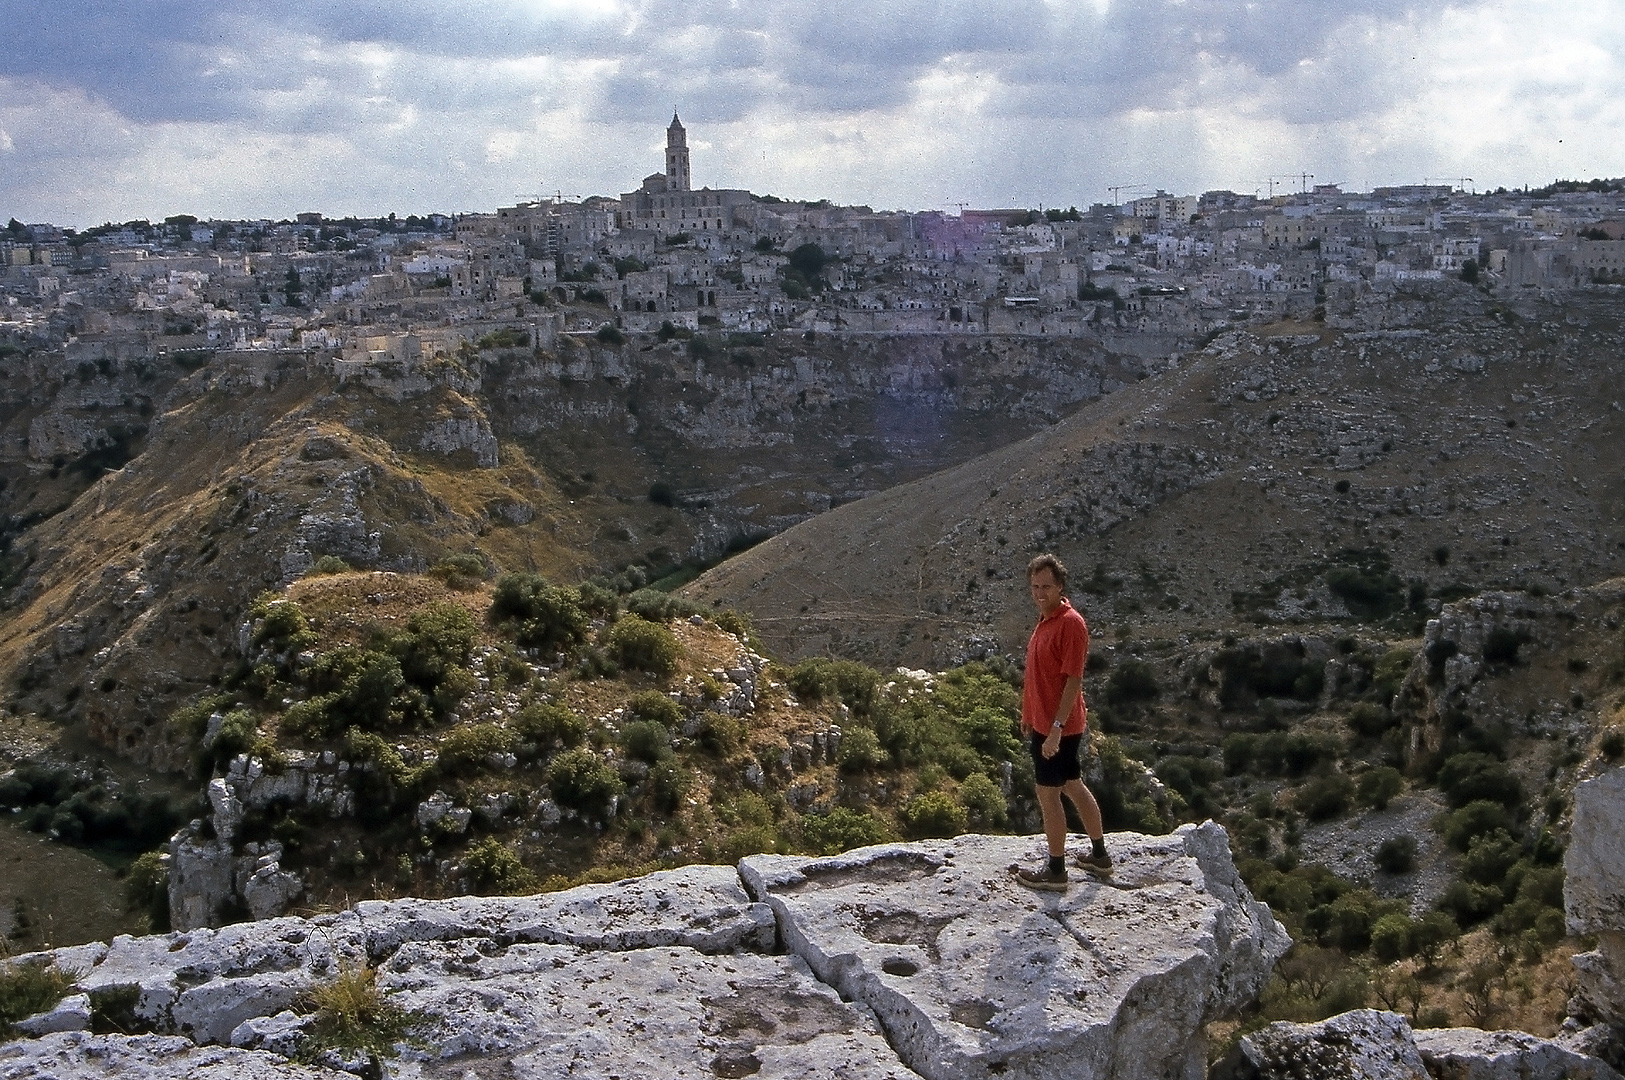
[1060,778,1103,842]
[1061,778,1113,873]
[1036,784,1069,857]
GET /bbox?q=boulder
[3,833,1286,1080]
[1235,1009,1428,1079]
[11,994,91,1036]
[1567,767,1625,1026]
[0,1032,350,1080]
[1414,1026,1625,1080]
[382,943,915,1078]
[167,826,235,932]
[739,824,1291,1080]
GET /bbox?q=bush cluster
[489,573,590,652]
[1210,642,1325,709]
[0,763,189,855]
[1222,731,1342,777]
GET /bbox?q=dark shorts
[1029,732,1084,787]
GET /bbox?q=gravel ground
[1302,790,1455,914]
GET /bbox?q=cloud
[2,0,1623,223]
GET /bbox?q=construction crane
[1296,172,1315,194]
[1107,184,1148,205]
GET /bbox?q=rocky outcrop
[3,829,1287,1079]
[1568,766,1625,1028]
[1222,1010,1624,1080]
[1414,1026,1624,1080]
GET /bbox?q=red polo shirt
[1023,599,1090,736]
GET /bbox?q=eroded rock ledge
[2,825,1287,1079]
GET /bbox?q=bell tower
[665,113,691,192]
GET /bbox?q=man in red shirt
[1012,553,1112,891]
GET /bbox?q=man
[1011,553,1112,891]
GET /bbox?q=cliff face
[1,827,1288,1080]
[684,293,1625,671]
[0,332,1139,767]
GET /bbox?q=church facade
[618,115,751,236]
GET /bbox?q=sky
[1,0,1622,227]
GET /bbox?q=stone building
[619,115,753,237]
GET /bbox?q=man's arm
[1041,674,1083,756]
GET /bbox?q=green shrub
[282,693,340,738]
[298,648,424,733]
[1156,755,1223,816]
[952,706,1021,763]
[622,720,672,763]
[512,703,587,753]
[1105,659,1159,704]
[1442,800,1516,851]
[606,616,679,676]
[1369,913,1414,963]
[1,960,81,1035]
[1436,752,1522,809]
[250,595,318,653]
[712,609,760,647]
[646,761,692,813]
[697,712,745,756]
[1223,731,1342,777]
[1356,766,1404,810]
[788,658,881,716]
[388,603,476,691]
[718,825,780,863]
[1438,879,1504,925]
[431,666,479,717]
[837,726,885,771]
[207,708,259,770]
[436,723,516,774]
[343,730,420,789]
[1092,735,1171,834]
[1599,729,1625,760]
[623,588,703,623]
[163,693,231,746]
[462,837,536,895]
[900,790,967,839]
[1325,551,1405,620]
[123,850,170,931]
[429,553,487,591]
[1374,835,1418,873]
[1347,703,1397,738]
[576,581,620,617]
[957,773,1008,829]
[625,691,682,727]
[1461,829,1521,888]
[1259,945,1370,1023]
[800,807,890,855]
[490,573,590,651]
[1293,769,1358,821]
[547,749,624,816]
[1409,910,1460,969]
[308,555,351,576]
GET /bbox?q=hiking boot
[1011,865,1069,891]
[1074,851,1114,875]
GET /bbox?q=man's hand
[1041,726,1061,759]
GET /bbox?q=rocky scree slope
[685,291,1625,671]
[2,827,1287,1080]
[0,331,1138,768]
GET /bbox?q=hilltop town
[5,117,1624,366]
